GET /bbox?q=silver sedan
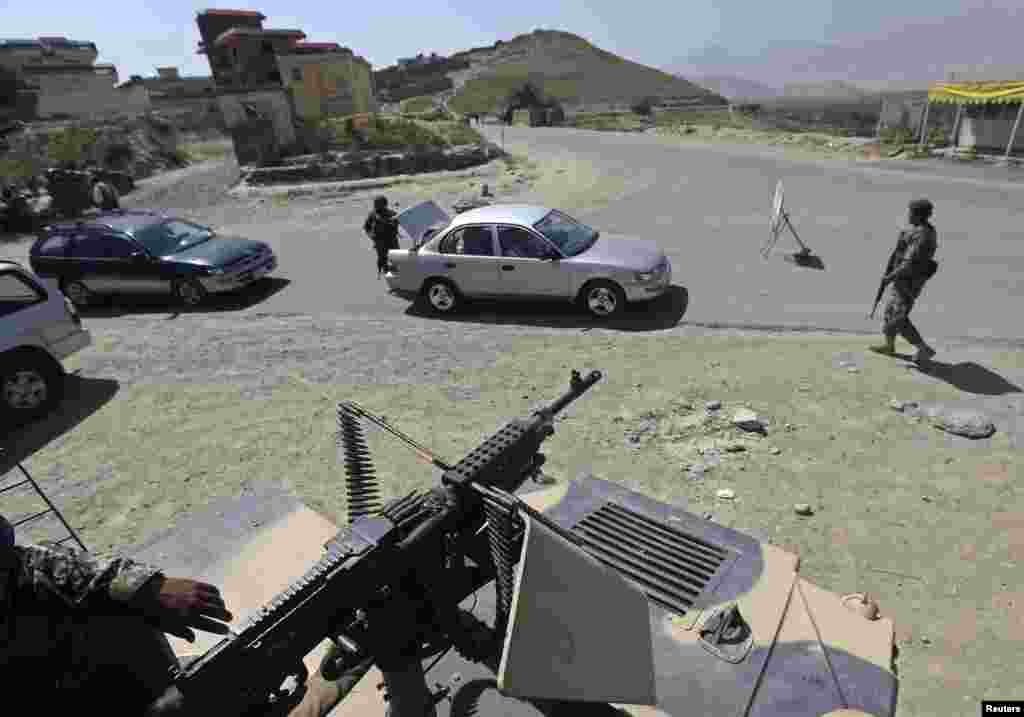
[385,203,672,318]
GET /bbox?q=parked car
[28,209,278,308]
[1,260,91,424]
[385,203,672,318]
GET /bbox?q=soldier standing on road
[364,195,400,278]
[871,199,939,363]
[0,513,371,717]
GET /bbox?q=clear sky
[1,0,1019,83]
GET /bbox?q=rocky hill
[375,29,725,115]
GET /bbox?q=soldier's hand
[138,575,234,642]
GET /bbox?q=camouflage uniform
[0,539,369,716]
[881,222,937,346]
[1,540,178,712]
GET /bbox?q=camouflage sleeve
[14,542,162,608]
[888,227,933,281]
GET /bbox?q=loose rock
[724,443,747,453]
[732,409,765,433]
[699,447,722,464]
[769,447,782,455]
[794,503,814,516]
[687,463,711,479]
[716,488,736,500]
[931,408,996,439]
[847,366,860,373]
[705,400,722,411]
[890,399,920,413]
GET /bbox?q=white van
[1,260,92,427]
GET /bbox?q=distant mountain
[690,75,780,101]
[665,4,1024,89]
[781,80,873,101]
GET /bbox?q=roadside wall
[35,77,152,119]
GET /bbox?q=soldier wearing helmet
[364,195,401,278]
[871,199,939,363]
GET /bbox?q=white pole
[917,99,932,147]
[1005,100,1024,160]
[952,104,964,148]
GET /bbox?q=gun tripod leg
[380,660,438,717]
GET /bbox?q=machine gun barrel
[536,369,603,419]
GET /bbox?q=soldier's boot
[869,339,896,356]
[913,344,936,363]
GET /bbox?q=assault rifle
[869,247,899,320]
[152,369,603,716]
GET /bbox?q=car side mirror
[131,251,150,262]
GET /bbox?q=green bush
[45,127,98,164]
[400,95,437,113]
[880,126,914,145]
[328,115,445,150]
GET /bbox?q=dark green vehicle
[29,209,278,307]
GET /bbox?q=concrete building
[276,42,376,121]
[1,37,150,119]
[0,37,98,77]
[120,67,220,131]
[397,53,444,69]
[196,9,267,86]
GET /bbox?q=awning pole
[952,104,964,148]
[1005,101,1024,160]
[918,99,932,147]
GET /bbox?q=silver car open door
[397,200,450,249]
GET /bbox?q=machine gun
[157,369,603,716]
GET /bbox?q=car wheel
[1,352,64,425]
[421,279,460,314]
[581,280,626,318]
[61,279,93,308]
[173,278,208,307]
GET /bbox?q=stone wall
[35,78,152,119]
[150,96,224,132]
[217,88,296,156]
[243,143,501,185]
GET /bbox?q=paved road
[476,126,1024,344]
[12,129,1023,344]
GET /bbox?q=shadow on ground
[77,277,289,318]
[1,375,119,474]
[895,356,1023,395]
[404,285,688,332]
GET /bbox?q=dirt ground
[4,324,1021,716]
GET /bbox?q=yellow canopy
[928,80,1024,104]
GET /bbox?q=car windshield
[132,220,214,255]
[533,210,598,257]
